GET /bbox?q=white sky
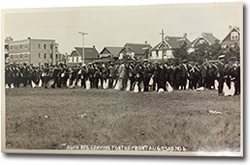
[3,2,242,54]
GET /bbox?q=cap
[218,55,225,59]
[183,59,188,63]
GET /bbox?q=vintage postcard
[1,2,243,156]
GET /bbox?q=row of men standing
[5,58,240,96]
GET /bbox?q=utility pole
[51,41,54,66]
[78,32,88,66]
[160,29,165,62]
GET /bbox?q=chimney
[93,45,95,49]
[27,37,31,40]
[229,25,232,31]
[183,33,187,38]
[145,41,148,44]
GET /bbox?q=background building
[99,46,123,60]
[5,37,61,67]
[67,46,100,66]
[221,26,240,48]
[150,34,191,61]
[119,42,152,60]
[191,33,220,47]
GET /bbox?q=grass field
[5,87,241,152]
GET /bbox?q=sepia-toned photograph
[1,2,243,156]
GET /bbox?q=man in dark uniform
[175,64,182,90]
[101,63,109,88]
[180,60,189,90]
[21,63,29,87]
[60,64,67,89]
[216,55,225,96]
[158,62,167,91]
[93,63,101,89]
[200,61,208,89]
[142,61,151,92]
[6,65,14,88]
[13,65,21,88]
[231,60,240,95]
[152,62,160,91]
[51,65,61,88]
[168,63,176,89]
[88,64,94,88]
[133,62,144,92]
[79,64,87,88]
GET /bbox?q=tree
[172,45,189,63]
[173,41,240,64]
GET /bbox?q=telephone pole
[160,29,165,62]
[78,32,88,66]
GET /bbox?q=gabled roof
[123,43,152,55]
[74,47,100,59]
[100,46,123,57]
[151,36,191,51]
[165,36,192,48]
[70,50,79,57]
[191,33,220,46]
[221,26,240,43]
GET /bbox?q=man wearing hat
[180,59,189,90]
[217,55,225,96]
[20,63,29,87]
[231,59,240,95]
[142,61,151,92]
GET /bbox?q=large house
[149,35,191,61]
[5,37,60,67]
[221,26,240,48]
[99,46,123,60]
[67,46,99,66]
[118,43,152,60]
[191,33,220,47]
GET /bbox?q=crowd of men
[5,57,240,96]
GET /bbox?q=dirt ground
[5,87,241,152]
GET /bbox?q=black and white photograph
[1,1,243,157]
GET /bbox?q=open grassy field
[5,87,241,152]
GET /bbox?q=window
[5,45,9,50]
[10,45,13,50]
[156,50,159,57]
[72,57,74,62]
[20,45,22,49]
[44,53,46,59]
[76,57,79,63]
[10,55,12,59]
[38,44,40,49]
[198,39,207,45]
[56,54,58,59]
[163,51,166,56]
[50,54,52,59]
[44,44,46,49]
[20,54,22,58]
[231,31,239,40]
[38,53,40,58]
